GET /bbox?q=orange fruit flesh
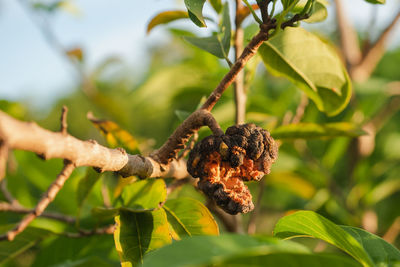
[203,152,265,205]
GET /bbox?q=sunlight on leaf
[88,112,139,154]
[274,210,376,267]
[272,122,366,139]
[147,10,189,34]
[259,27,352,116]
[163,197,219,239]
[114,209,171,267]
[184,0,207,27]
[143,234,309,267]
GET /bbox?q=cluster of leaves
[1,0,399,266]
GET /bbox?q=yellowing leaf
[267,172,316,199]
[88,112,139,154]
[147,10,189,34]
[163,197,219,240]
[66,47,84,62]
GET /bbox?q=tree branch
[0,202,76,224]
[352,10,400,82]
[0,161,75,241]
[0,110,188,179]
[334,0,362,70]
[61,224,115,238]
[234,0,247,125]
[247,178,265,234]
[152,109,224,164]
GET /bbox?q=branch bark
[0,202,76,224]
[234,0,247,125]
[334,0,362,70]
[352,10,400,82]
[0,161,75,241]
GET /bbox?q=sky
[0,0,399,107]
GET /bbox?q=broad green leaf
[183,2,231,59]
[114,209,171,267]
[342,226,400,266]
[294,0,328,23]
[0,226,51,265]
[216,253,361,267]
[273,210,374,267]
[122,179,166,210]
[220,2,231,58]
[209,0,222,13]
[88,113,139,154]
[76,167,102,209]
[142,234,310,267]
[364,0,385,4]
[184,35,227,58]
[282,0,300,10]
[184,0,207,27]
[259,27,352,116]
[163,197,219,239]
[147,10,188,34]
[271,122,366,139]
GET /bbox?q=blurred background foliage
[1,0,400,266]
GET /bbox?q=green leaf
[163,197,219,239]
[294,0,328,23]
[209,0,222,13]
[282,0,300,10]
[220,2,231,58]
[147,10,189,34]
[271,122,366,139]
[184,35,227,58]
[183,2,231,59]
[122,179,166,210]
[259,27,352,116]
[273,210,375,267]
[0,226,52,265]
[342,226,400,267]
[364,0,385,4]
[184,0,207,27]
[114,209,171,266]
[216,253,362,267]
[142,234,310,267]
[76,168,102,210]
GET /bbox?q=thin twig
[383,217,400,244]
[0,161,75,241]
[334,0,362,70]
[152,109,224,164]
[291,93,309,124]
[352,9,400,82]
[247,178,265,234]
[206,200,242,233]
[62,224,115,238]
[0,202,76,224]
[60,105,68,135]
[234,0,247,125]
[166,178,190,196]
[0,180,20,207]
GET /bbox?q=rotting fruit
[187,124,278,215]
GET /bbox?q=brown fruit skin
[187,124,278,215]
